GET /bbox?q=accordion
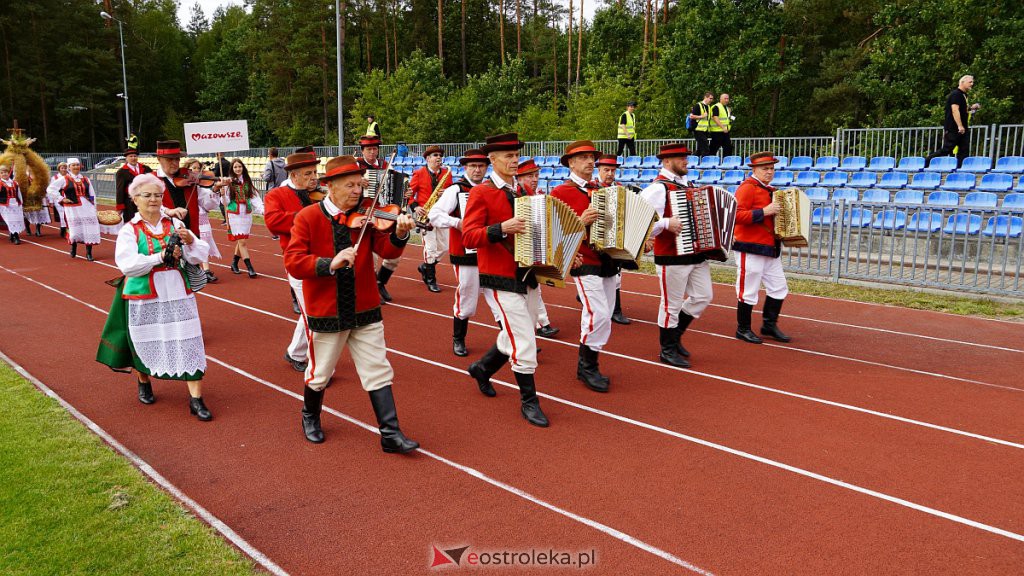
[668,185,737,262]
[363,169,411,209]
[513,195,586,288]
[773,188,810,247]
[590,186,658,263]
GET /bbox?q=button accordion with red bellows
[668,185,737,262]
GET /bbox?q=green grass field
[0,362,260,576]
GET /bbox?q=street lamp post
[100,11,131,141]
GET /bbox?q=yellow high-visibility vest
[365,121,379,137]
[709,103,731,132]
[696,103,712,132]
[617,111,636,139]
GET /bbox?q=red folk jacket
[284,200,409,332]
[549,180,618,277]
[408,166,453,210]
[733,176,781,258]
[461,177,537,294]
[264,184,313,253]
[160,170,202,237]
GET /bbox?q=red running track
[1,219,1023,575]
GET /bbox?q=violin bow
[353,150,400,252]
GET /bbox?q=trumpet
[416,167,451,229]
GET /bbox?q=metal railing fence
[835,125,992,160]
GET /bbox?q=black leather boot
[206,270,218,283]
[535,324,559,338]
[514,372,549,427]
[301,386,325,443]
[188,396,213,421]
[760,296,791,342]
[69,242,77,258]
[736,302,763,344]
[467,344,508,397]
[377,266,394,302]
[244,258,257,278]
[369,386,419,453]
[452,316,469,357]
[11,232,20,245]
[659,327,691,367]
[35,224,42,236]
[290,288,301,314]
[230,255,241,274]
[137,379,155,404]
[85,244,94,261]
[418,262,441,292]
[675,312,694,357]
[611,289,631,324]
[60,226,67,238]
[577,344,610,392]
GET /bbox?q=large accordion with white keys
[513,195,586,288]
[773,187,811,247]
[590,185,659,263]
[363,169,411,209]
[668,185,737,262]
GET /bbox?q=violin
[343,198,430,231]
[172,169,219,188]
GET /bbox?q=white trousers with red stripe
[286,274,309,362]
[574,275,617,351]
[531,286,550,327]
[486,288,539,374]
[452,264,498,321]
[735,252,789,306]
[655,261,713,328]
[304,322,393,392]
[423,227,448,264]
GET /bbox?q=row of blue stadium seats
[806,190,1024,209]
[687,169,1022,192]
[812,208,1022,238]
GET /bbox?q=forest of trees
[0,0,1021,152]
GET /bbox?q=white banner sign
[183,120,250,155]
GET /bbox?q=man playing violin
[154,140,220,238]
[264,151,321,373]
[356,135,400,303]
[284,155,419,453]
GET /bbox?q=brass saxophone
[416,167,452,230]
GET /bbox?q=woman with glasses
[96,173,214,421]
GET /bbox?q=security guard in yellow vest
[616,101,637,157]
[709,93,734,157]
[365,115,381,139]
[689,92,715,157]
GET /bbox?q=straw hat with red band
[423,145,444,157]
[516,158,540,176]
[595,154,620,168]
[655,143,690,160]
[155,140,184,159]
[481,132,525,153]
[284,152,319,172]
[747,151,780,168]
[319,155,366,183]
[359,136,382,148]
[559,140,602,167]
[460,148,490,166]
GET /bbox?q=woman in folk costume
[185,158,221,283]
[0,163,25,244]
[95,173,214,421]
[45,157,100,260]
[218,158,263,278]
[50,162,69,237]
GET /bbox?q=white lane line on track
[0,347,290,576]
[7,235,1023,449]
[0,264,711,575]
[8,265,1024,552]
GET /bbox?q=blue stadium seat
[1002,193,1024,210]
[1016,178,1024,192]
[940,173,976,191]
[697,169,722,184]
[536,179,549,193]
[622,156,642,168]
[771,171,794,186]
[442,156,457,165]
[907,172,941,190]
[538,167,554,179]
[943,214,982,235]
[794,171,821,187]
[774,156,789,170]
[982,216,1023,239]
[906,212,943,233]
[553,167,570,180]
[720,155,743,170]
[546,156,561,166]
[962,192,998,208]
[451,167,465,178]
[893,190,924,205]
[865,156,896,172]
[719,170,744,185]
[862,189,890,203]
[872,209,907,230]
[620,168,640,181]
[848,172,876,188]
[879,172,909,189]
[976,173,1014,192]
[958,156,992,173]
[926,191,960,206]
[821,171,849,188]
[894,156,926,172]
[832,188,858,202]
[641,156,660,168]
[845,207,873,227]
[925,156,957,173]
[838,156,867,171]
[992,156,1024,174]
[698,155,720,169]
[726,185,739,194]
[812,206,838,226]
[639,168,659,181]
[805,187,829,201]
[813,156,839,171]
[687,155,701,166]
[788,156,813,171]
